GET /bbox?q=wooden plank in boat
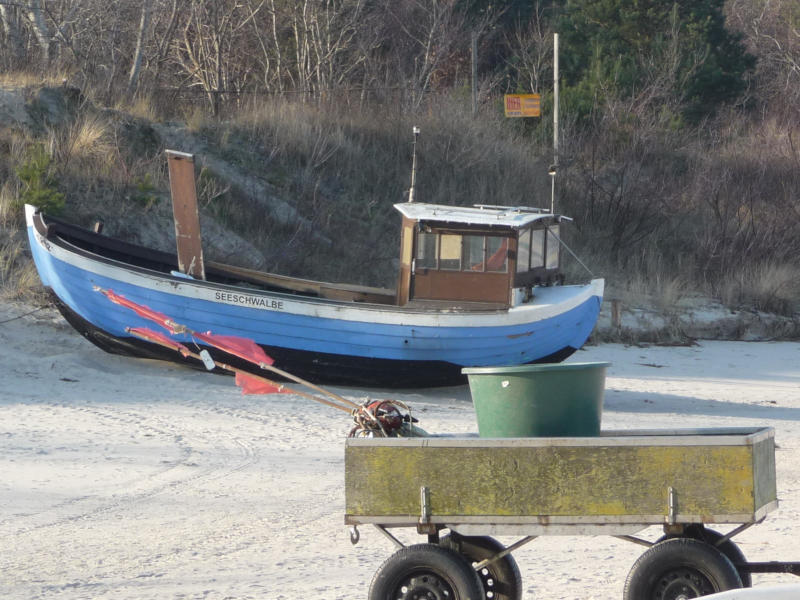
[206,261,396,304]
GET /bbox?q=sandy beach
[2,300,800,599]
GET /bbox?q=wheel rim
[474,564,498,599]
[394,570,457,600]
[655,567,715,600]
[439,534,521,600]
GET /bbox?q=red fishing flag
[100,289,178,333]
[127,327,193,357]
[101,287,275,368]
[192,331,274,366]
[234,372,292,395]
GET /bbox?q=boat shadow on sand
[605,389,800,422]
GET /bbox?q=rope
[0,305,47,324]
[546,226,596,279]
[348,399,417,438]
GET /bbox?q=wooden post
[166,150,205,280]
[611,299,622,328]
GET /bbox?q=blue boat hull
[26,206,604,387]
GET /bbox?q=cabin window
[516,229,531,273]
[416,232,437,269]
[463,235,485,271]
[531,229,545,268]
[485,236,508,272]
[414,231,509,273]
[439,234,462,270]
[545,225,560,268]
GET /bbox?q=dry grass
[63,113,115,163]
[717,262,800,316]
[2,261,47,302]
[0,238,21,282]
[646,274,689,314]
[600,247,689,314]
[0,71,69,89]
[119,95,159,122]
[0,236,45,302]
[183,105,212,133]
[237,99,350,168]
[0,181,20,227]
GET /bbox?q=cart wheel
[440,534,522,600]
[369,543,484,600]
[623,538,742,600]
[657,525,751,587]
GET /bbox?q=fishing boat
[25,153,603,387]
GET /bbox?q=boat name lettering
[215,291,283,310]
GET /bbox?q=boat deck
[404,299,508,311]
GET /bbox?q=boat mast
[551,33,559,214]
[408,126,420,203]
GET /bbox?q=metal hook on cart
[349,525,360,545]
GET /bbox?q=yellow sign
[504,94,541,118]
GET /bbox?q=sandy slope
[2,301,800,599]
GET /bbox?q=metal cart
[345,427,800,599]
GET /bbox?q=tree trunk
[0,5,25,66]
[26,0,51,66]
[127,0,154,95]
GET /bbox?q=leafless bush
[686,119,800,287]
[728,0,800,120]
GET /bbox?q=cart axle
[739,562,800,576]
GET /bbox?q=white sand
[2,301,800,599]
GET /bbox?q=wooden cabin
[395,203,566,309]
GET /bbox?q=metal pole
[408,126,420,203]
[552,32,559,214]
[471,31,478,117]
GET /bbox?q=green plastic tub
[462,362,610,437]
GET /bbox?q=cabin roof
[394,202,557,229]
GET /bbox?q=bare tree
[380,0,470,109]
[174,1,257,114]
[503,3,552,94]
[245,0,283,93]
[727,0,800,116]
[144,0,180,94]
[289,0,311,98]
[307,0,366,96]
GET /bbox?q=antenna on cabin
[551,32,559,214]
[408,126,420,203]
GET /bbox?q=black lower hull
[50,291,578,388]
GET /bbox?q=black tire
[657,525,751,587]
[623,538,743,600]
[369,543,485,600]
[440,534,522,600]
